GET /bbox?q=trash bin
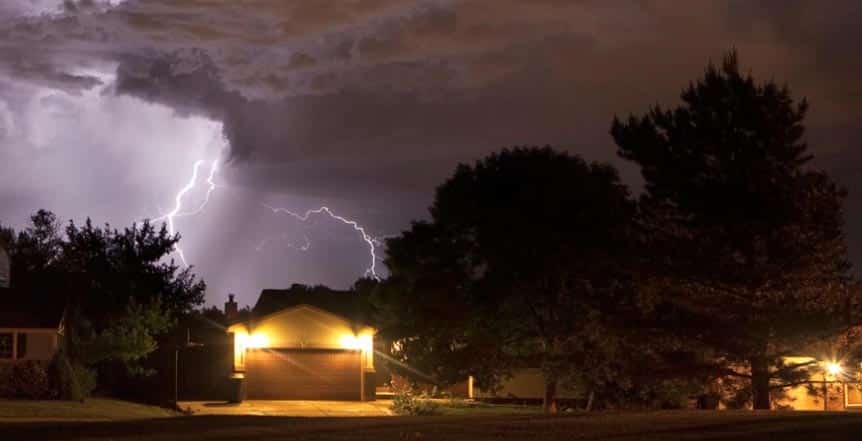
[228,373,246,403]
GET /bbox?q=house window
[16,333,27,359]
[0,333,12,359]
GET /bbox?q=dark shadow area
[4,412,862,441]
[202,402,240,408]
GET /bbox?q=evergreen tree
[611,51,856,409]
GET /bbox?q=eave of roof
[0,287,65,329]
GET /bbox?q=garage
[245,348,362,400]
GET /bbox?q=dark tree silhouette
[611,51,856,409]
[375,147,637,413]
[1,211,206,386]
[0,210,64,295]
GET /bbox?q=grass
[6,410,862,440]
[433,399,543,416]
[0,398,177,420]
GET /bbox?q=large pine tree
[612,51,857,409]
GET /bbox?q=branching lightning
[262,204,381,280]
[153,159,219,266]
[179,159,219,218]
[153,157,382,280]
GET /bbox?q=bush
[1,361,53,399]
[391,391,440,416]
[0,365,11,397]
[49,352,97,401]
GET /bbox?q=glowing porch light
[237,332,269,349]
[247,333,269,349]
[340,334,373,352]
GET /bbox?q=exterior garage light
[340,334,373,352]
[238,332,269,349]
[246,333,269,349]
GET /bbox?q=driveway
[180,400,393,417]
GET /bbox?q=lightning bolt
[262,204,381,280]
[179,158,219,218]
[153,157,382,280]
[153,159,219,266]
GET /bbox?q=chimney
[0,245,9,288]
[225,293,238,321]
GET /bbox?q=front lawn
[0,398,177,420]
[434,399,542,416]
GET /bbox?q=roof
[0,287,65,329]
[251,284,371,326]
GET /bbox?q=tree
[611,51,856,409]
[0,212,206,390]
[61,219,205,320]
[60,219,206,381]
[73,301,173,375]
[375,147,638,413]
[0,210,64,295]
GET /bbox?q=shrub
[0,365,12,397]
[49,352,97,401]
[391,391,440,416]
[3,361,53,399]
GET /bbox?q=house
[470,369,580,403]
[226,285,376,401]
[0,245,64,365]
[770,356,859,411]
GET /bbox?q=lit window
[0,333,12,359]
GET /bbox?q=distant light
[826,362,843,376]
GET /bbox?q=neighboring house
[0,297,65,365]
[470,369,580,402]
[771,356,859,411]
[227,285,376,401]
[0,245,65,366]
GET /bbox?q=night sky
[0,1,859,308]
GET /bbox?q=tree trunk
[543,378,558,414]
[585,390,595,412]
[751,358,771,410]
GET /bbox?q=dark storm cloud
[0,50,103,94]
[100,1,862,191]
[9,0,861,200]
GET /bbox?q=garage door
[246,348,361,400]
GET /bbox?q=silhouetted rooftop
[0,287,65,329]
[252,284,370,326]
